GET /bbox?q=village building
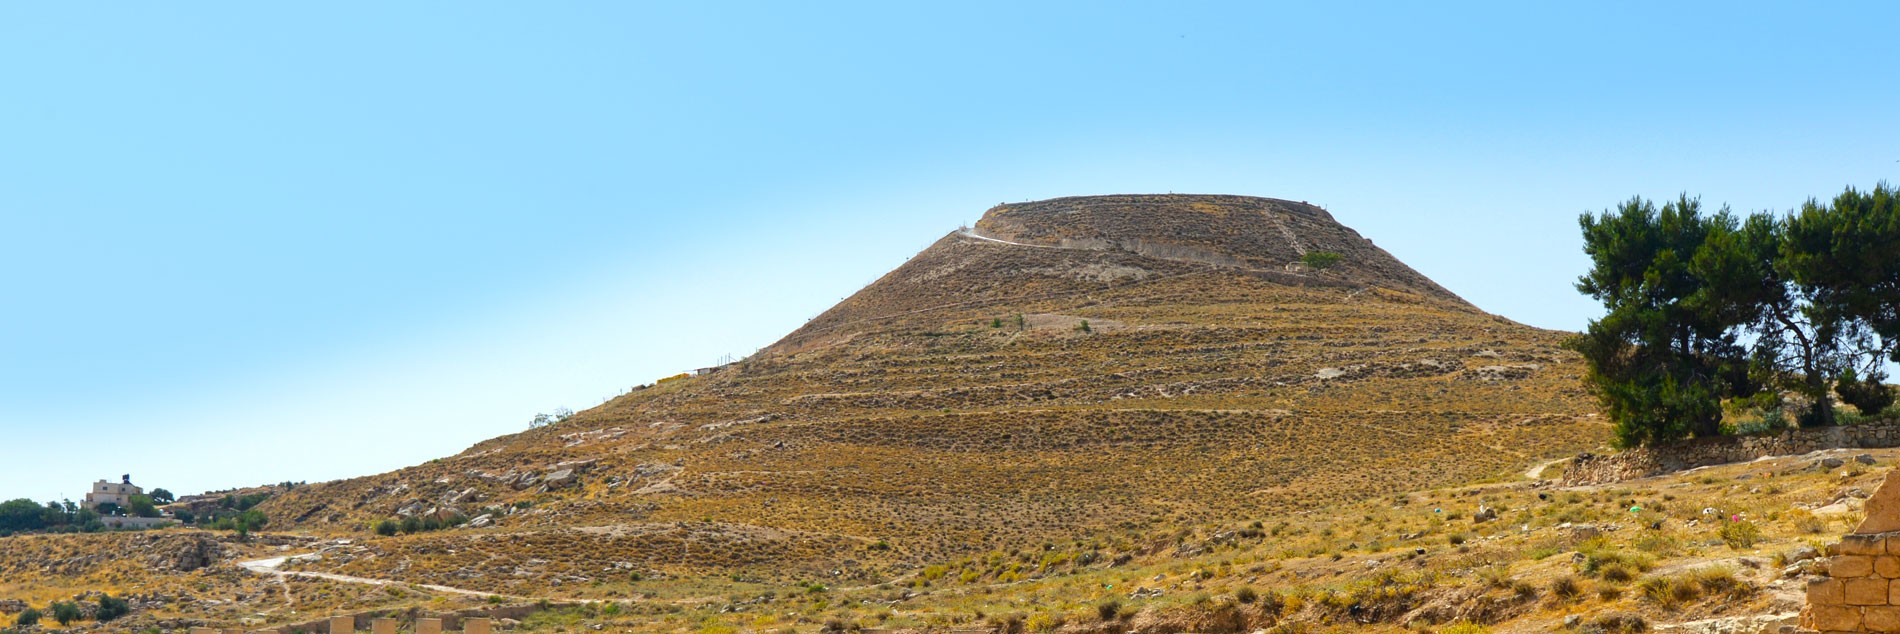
[83,474,143,510]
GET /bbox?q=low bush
[1718,520,1761,550]
[1548,575,1583,602]
[96,594,130,622]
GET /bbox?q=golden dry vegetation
[5,195,1640,632]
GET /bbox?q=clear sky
[3,3,1897,504]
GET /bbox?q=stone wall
[1804,532,1900,632]
[1562,418,1900,486]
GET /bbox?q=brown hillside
[257,194,1606,597]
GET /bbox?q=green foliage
[528,407,575,429]
[209,509,268,535]
[1076,320,1091,333]
[1638,566,1753,610]
[1718,519,1761,549]
[14,608,40,627]
[1578,538,1654,580]
[1574,186,1900,445]
[149,488,175,504]
[1782,184,1900,358]
[378,514,466,535]
[1572,195,1749,446]
[1300,251,1343,270]
[1838,368,1895,415]
[0,499,46,533]
[50,601,81,626]
[96,594,130,622]
[128,495,159,518]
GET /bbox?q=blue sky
[3,3,1897,503]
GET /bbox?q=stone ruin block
[1801,469,1900,633]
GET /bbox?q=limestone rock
[1855,469,1900,534]
[544,469,577,489]
[1472,506,1497,523]
[1823,457,1846,469]
[466,514,493,529]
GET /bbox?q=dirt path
[238,554,524,600]
[1525,457,1567,480]
[956,227,1077,249]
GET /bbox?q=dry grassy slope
[258,194,1609,594]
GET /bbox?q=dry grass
[5,195,1717,632]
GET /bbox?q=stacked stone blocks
[1806,533,1900,632]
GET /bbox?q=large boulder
[543,469,577,490]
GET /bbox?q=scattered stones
[1472,506,1497,523]
[1822,457,1846,469]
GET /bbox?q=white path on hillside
[956,227,1077,249]
[239,554,521,600]
[1524,457,1568,480]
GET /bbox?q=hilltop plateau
[255,195,1604,585]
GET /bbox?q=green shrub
[50,601,80,626]
[1719,520,1761,549]
[96,594,130,622]
[1579,539,1654,579]
[1687,566,1752,600]
[14,608,40,627]
[1638,575,1698,609]
[1839,369,1895,415]
[1301,251,1343,270]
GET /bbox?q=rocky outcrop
[141,533,224,572]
